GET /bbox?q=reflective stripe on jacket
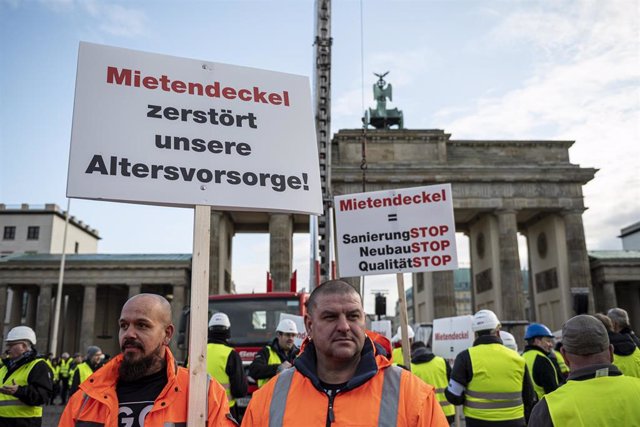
[242,338,449,426]
[58,348,236,427]
[0,358,44,419]
[523,348,559,399]
[613,347,640,378]
[206,343,236,407]
[465,343,526,422]
[411,356,455,417]
[545,375,640,426]
[257,346,283,388]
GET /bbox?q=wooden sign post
[187,205,211,426]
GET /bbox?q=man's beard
[118,341,165,382]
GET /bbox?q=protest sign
[334,184,458,277]
[432,315,475,365]
[68,42,322,215]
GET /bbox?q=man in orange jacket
[59,293,236,426]
[241,280,448,426]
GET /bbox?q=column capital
[561,208,586,216]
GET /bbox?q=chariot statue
[364,71,404,129]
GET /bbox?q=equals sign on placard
[388,214,398,222]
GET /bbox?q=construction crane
[310,0,333,287]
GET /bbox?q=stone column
[79,284,97,352]
[9,287,24,327]
[433,271,456,318]
[36,284,52,353]
[0,284,8,338]
[170,284,186,358]
[128,284,142,299]
[602,282,617,312]
[562,210,595,312]
[209,210,222,295]
[496,210,526,322]
[269,214,293,291]
[25,288,38,327]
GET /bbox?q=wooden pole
[396,272,411,371]
[187,205,211,426]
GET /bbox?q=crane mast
[311,0,333,287]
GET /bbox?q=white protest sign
[432,315,475,365]
[279,313,306,347]
[370,320,393,341]
[334,184,458,277]
[68,42,322,214]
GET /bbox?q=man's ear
[164,324,175,345]
[304,314,312,339]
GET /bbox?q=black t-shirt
[319,380,347,396]
[116,369,167,427]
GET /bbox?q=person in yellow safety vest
[607,307,640,348]
[0,325,53,427]
[391,325,414,367]
[528,315,640,426]
[57,352,72,404]
[594,312,640,378]
[410,341,455,425]
[499,330,519,353]
[43,353,59,405]
[522,323,565,400]
[69,345,103,397]
[445,309,535,427]
[207,312,247,421]
[248,318,300,388]
[66,352,83,392]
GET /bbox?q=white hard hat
[395,325,415,340]
[209,312,231,328]
[6,326,37,345]
[472,309,501,332]
[276,318,298,334]
[499,330,518,352]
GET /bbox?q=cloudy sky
[1,0,638,314]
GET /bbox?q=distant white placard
[279,313,306,347]
[432,315,475,365]
[67,42,322,214]
[334,184,458,277]
[370,320,393,341]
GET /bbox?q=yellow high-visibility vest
[411,356,455,417]
[0,358,45,419]
[257,346,283,388]
[545,375,640,426]
[465,344,526,422]
[613,347,640,378]
[523,348,560,399]
[206,343,236,407]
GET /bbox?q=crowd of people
[2,283,640,426]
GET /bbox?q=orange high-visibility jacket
[242,338,449,427]
[59,348,236,427]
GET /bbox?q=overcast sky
[1,0,638,315]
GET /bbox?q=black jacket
[445,335,536,427]
[620,326,640,348]
[609,331,637,356]
[0,350,53,427]
[524,345,565,395]
[248,337,299,382]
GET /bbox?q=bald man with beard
[60,293,236,426]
